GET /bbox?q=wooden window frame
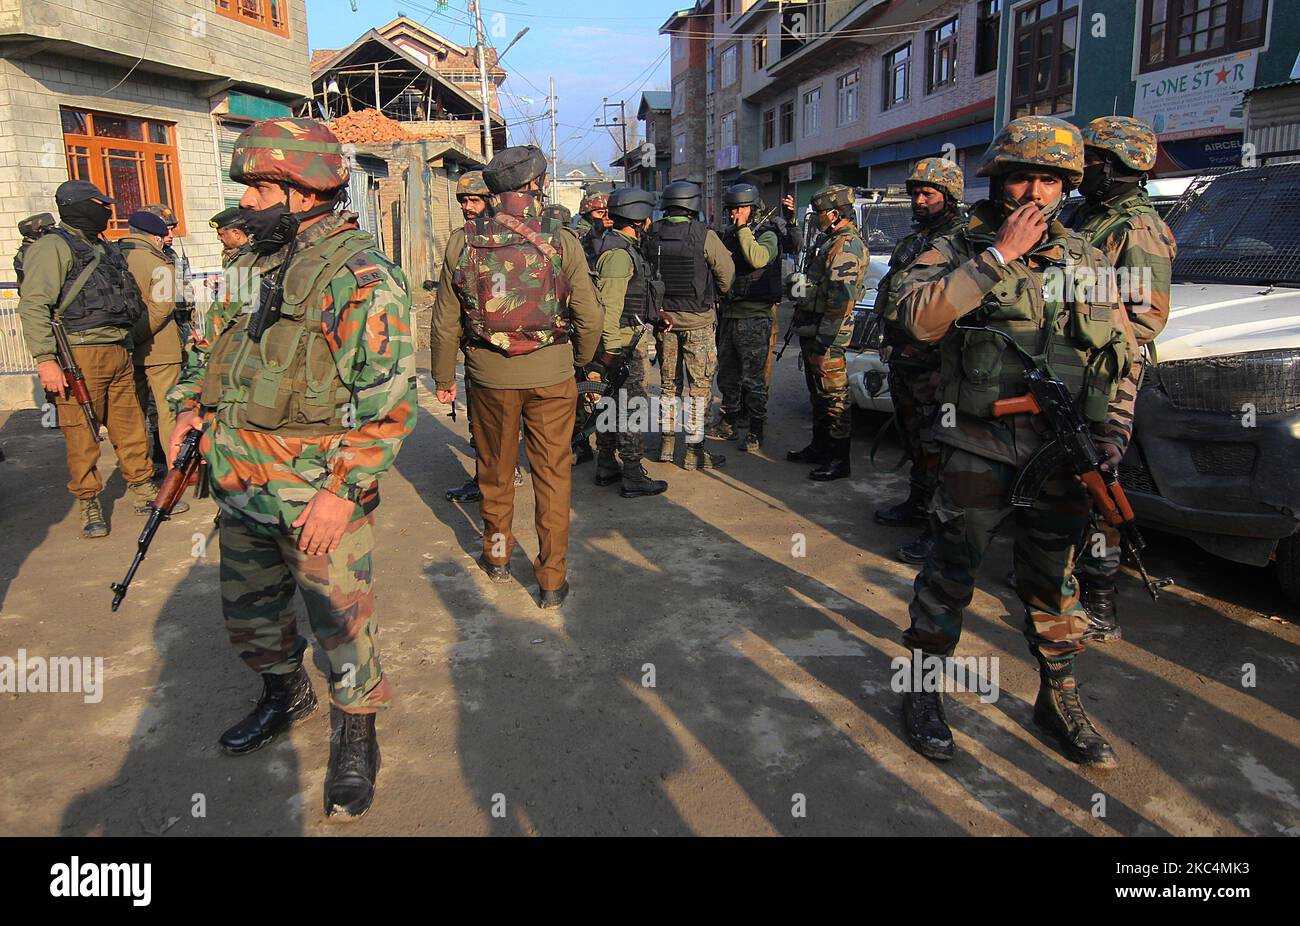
[60,107,185,240]
[927,16,960,93]
[216,0,290,39]
[1009,0,1078,120]
[1139,0,1269,73]
[883,42,911,111]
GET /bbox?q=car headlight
[1155,348,1300,415]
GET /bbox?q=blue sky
[305,0,685,169]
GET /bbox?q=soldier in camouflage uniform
[648,180,734,466]
[873,159,968,565]
[894,116,1139,769]
[591,187,672,495]
[168,118,417,818]
[1070,116,1176,643]
[785,184,868,481]
[573,190,611,243]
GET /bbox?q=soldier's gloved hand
[782,194,796,218]
[598,351,622,374]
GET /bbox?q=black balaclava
[246,183,340,254]
[1080,151,1143,204]
[59,200,113,239]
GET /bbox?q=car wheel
[1275,532,1300,607]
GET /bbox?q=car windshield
[857,201,914,255]
[1166,164,1300,287]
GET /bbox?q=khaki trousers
[470,378,577,591]
[134,362,180,451]
[54,344,153,498]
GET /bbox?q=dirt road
[1,351,1297,836]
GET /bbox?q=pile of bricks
[328,108,418,144]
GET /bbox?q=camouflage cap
[456,170,490,198]
[907,157,964,202]
[209,206,248,230]
[977,115,1084,185]
[579,191,608,214]
[17,212,55,238]
[541,204,572,225]
[229,117,349,193]
[144,203,178,227]
[1082,115,1158,173]
[810,183,854,213]
[483,145,548,194]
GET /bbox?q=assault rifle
[50,314,102,440]
[964,323,1172,600]
[110,427,209,612]
[777,212,822,362]
[573,314,652,446]
[246,236,300,342]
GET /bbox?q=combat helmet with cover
[977,115,1084,186]
[229,117,349,192]
[579,191,608,215]
[810,183,854,214]
[456,170,491,199]
[907,158,964,203]
[1082,116,1157,173]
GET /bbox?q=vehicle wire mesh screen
[1165,163,1300,286]
[858,202,914,255]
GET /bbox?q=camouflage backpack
[453,212,572,356]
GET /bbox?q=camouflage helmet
[579,190,608,214]
[17,212,55,238]
[483,145,548,194]
[541,204,572,225]
[978,116,1084,185]
[1082,115,1158,173]
[144,203,179,228]
[456,170,490,199]
[811,183,854,213]
[907,157,964,202]
[229,117,349,193]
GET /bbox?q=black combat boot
[739,421,763,453]
[573,437,595,466]
[325,708,380,819]
[875,484,929,527]
[897,526,934,565]
[445,475,482,502]
[683,443,725,471]
[1079,576,1121,643]
[786,425,829,463]
[705,414,737,440]
[595,450,621,486]
[620,462,668,498]
[1033,658,1118,768]
[901,689,954,760]
[809,437,851,481]
[219,666,317,756]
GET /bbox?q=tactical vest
[453,212,571,356]
[592,231,661,326]
[721,223,783,303]
[14,236,38,288]
[581,226,604,270]
[200,228,383,437]
[49,229,139,333]
[646,218,714,311]
[936,225,1131,424]
[875,215,965,328]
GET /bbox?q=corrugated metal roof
[1245,78,1300,97]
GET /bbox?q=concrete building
[661,3,712,216]
[990,0,1300,173]
[0,0,311,406]
[609,91,673,194]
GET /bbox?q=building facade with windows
[661,4,712,208]
[992,0,1299,173]
[0,0,310,404]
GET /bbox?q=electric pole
[549,77,558,204]
[595,98,628,185]
[471,0,494,162]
